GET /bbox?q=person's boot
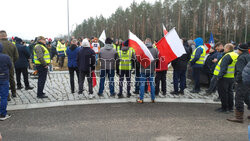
[247,116,250,119]
[227,110,244,123]
[25,86,34,90]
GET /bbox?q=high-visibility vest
[190,45,206,65]
[113,44,120,51]
[118,50,132,70]
[12,41,16,45]
[213,52,238,78]
[57,41,66,55]
[33,44,51,65]
[129,47,135,54]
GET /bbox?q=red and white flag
[204,43,211,54]
[156,28,186,64]
[129,31,154,68]
[163,24,168,36]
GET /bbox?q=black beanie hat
[238,43,249,51]
[105,38,113,44]
[123,40,129,47]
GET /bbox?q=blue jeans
[0,81,9,116]
[98,69,115,95]
[173,70,186,92]
[139,73,155,100]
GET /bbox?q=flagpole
[245,0,249,43]
[67,0,70,41]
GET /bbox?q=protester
[14,37,33,90]
[227,43,250,123]
[113,39,120,52]
[189,37,206,93]
[171,39,192,95]
[214,43,238,113]
[98,38,118,97]
[77,39,95,98]
[91,37,100,63]
[137,38,159,103]
[66,39,80,94]
[0,30,19,100]
[56,39,66,69]
[242,61,250,85]
[34,36,51,98]
[0,43,12,121]
[117,40,135,98]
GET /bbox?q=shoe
[137,99,143,103]
[17,86,23,90]
[25,86,34,90]
[89,94,93,99]
[190,90,200,93]
[215,108,229,113]
[12,93,17,98]
[98,93,104,97]
[247,116,250,119]
[127,93,131,98]
[170,91,178,95]
[110,94,115,98]
[213,97,221,102]
[7,96,11,101]
[0,114,12,121]
[118,94,124,99]
[71,91,75,94]
[78,91,83,94]
[227,110,244,123]
[151,99,155,103]
[133,91,139,94]
[178,91,184,95]
[37,95,48,99]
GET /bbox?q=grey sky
[0,0,155,40]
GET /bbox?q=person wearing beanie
[189,37,206,93]
[0,43,12,121]
[77,39,96,98]
[227,43,250,123]
[116,40,135,98]
[98,37,118,97]
[14,37,33,90]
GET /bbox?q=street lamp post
[67,0,70,41]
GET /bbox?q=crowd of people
[0,30,250,123]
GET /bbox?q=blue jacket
[0,43,12,81]
[191,37,204,68]
[66,45,80,68]
[15,43,30,69]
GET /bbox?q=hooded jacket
[235,51,250,83]
[99,44,118,70]
[77,45,96,72]
[190,37,205,68]
[0,43,12,81]
[242,61,250,85]
[66,44,80,67]
[15,42,30,69]
[139,43,159,74]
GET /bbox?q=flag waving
[209,32,214,47]
[156,28,186,64]
[162,24,168,35]
[99,30,106,44]
[129,31,154,68]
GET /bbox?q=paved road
[0,103,249,141]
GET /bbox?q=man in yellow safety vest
[56,39,66,69]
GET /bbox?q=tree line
[72,0,249,44]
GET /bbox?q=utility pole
[245,0,249,42]
[67,0,70,41]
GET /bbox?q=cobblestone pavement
[7,70,219,107]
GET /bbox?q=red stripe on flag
[156,37,177,64]
[129,39,151,68]
[92,71,96,87]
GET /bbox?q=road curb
[7,98,220,111]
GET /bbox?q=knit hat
[123,40,129,47]
[15,37,22,44]
[194,37,204,48]
[238,43,249,51]
[37,36,46,41]
[82,38,90,47]
[105,38,113,44]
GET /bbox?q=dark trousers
[192,67,201,91]
[15,67,29,88]
[58,56,65,68]
[79,71,93,94]
[207,75,218,93]
[173,70,186,92]
[119,70,131,95]
[218,78,234,110]
[134,67,140,93]
[0,81,9,116]
[50,50,57,60]
[235,83,250,112]
[9,66,16,95]
[68,67,79,93]
[36,65,48,97]
[155,70,167,95]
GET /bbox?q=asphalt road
[0,103,249,141]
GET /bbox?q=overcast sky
[0,0,155,40]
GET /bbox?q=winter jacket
[190,38,204,68]
[0,38,19,64]
[140,43,159,74]
[116,46,136,72]
[15,43,30,69]
[77,46,95,72]
[242,61,250,85]
[172,43,192,71]
[204,51,217,74]
[66,44,80,68]
[0,43,12,81]
[235,51,250,83]
[99,44,118,70]
[217,51,234,80]
[33,42,50,66]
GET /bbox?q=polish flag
[163,24,168,35]
[92,71,96,87]
[156,28,186,64]
[129,31,154,68]
[204,43,211,54]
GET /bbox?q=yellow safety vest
[213,52,238,78]
[33,44,51,65]
[113,44,120,51]
[118,50,132,70]
[57,41,66,52]
[12,41,16,45]
[190,45,206,65]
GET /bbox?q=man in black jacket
[14,37,33,90]
[227,43,250,123]
[77,39,96,98]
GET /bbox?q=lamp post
[67,0,70,41]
